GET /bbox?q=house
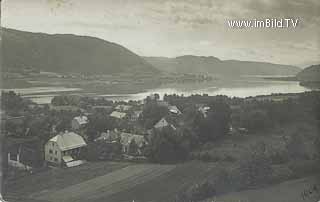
[115,104,132,112]
[45,131,87,167]
[129,110,142,122]
[94,130,119,142]
[119,132,147,155]
[71,115,88,131]
[4,137,41,171]
[198,106,210,118]
[110,111,127,119]
[154,117,176,130]
[157,100,169,107]
[168,105,182,115]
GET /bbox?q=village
[2,92,216,171]
[1,90,320,202]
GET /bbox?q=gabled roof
[198,106,210,117]
[110,111,126,119]
[168,105,181,114]
[115,105,132,111]
[95,131,119,142]
[73,116,88,125]
[154,117,177,130]
[154,118,169,129]
[48,131,87,151]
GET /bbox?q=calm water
[99,80,312,101]
[2,80,313,104]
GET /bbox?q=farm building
[119,133,147,155]
[71,115,88,131]
[94,130,120,142]
[110,111,127,119]
[45,131,87,167]
[129,110,142,121]
[168,105,182,115]
[198,106,210,118]
[154,118,176,131]
[115,105,132,112]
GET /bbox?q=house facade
[71,116,88,131]
[119,132,147,155]
[45,131,87,167]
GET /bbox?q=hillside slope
[144,55,300,76]
[2,28,158,75]
[297,64,320,82]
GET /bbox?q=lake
[1,79,314,104]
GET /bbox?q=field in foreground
[203,175,320,202]
[6,161,227,202]
[5,159,320,202]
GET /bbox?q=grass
[203,175,320,202]
[100,161,232,202]
[5,161,130,198]
[34,164,176,202]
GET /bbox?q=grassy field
[203,175,320,202]
[5,161,230,202]
[101,162,231,202]
[34,164,176,202]
[5,161,131,200]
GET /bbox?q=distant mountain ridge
[2,28,158,75]
[297,64,320,82]
[2,28,301,77]
[144,56,301,76]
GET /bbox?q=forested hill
[2,28,159,75]
[297,64,320,82]
[144,55,300,76]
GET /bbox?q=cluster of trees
[144,97,232,163]
[1,91,31,116]
[140,98,169,129]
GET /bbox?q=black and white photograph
[0,0,319,202]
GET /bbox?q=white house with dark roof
[45,131,87,167]
[71,115,88,130]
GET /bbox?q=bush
[238,142,273,188]
[175,181,216,202]
[269,151,289,165]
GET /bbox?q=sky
[1,0,320,67]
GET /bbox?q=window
[54,158,58,162]
[10,153,18,161]
[55,151,58,155]
[49,149,53,154]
